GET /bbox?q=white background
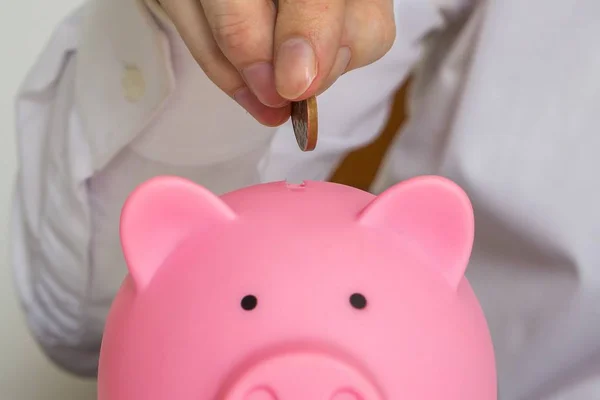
[0,0,96,398]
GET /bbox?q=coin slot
[285,180,307,190]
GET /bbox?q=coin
[291,96,318,152]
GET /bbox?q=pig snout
[222,351,382,400]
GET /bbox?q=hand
[159,0,396,126]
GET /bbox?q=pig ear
[120,176,236,291]
[357,176,474,290]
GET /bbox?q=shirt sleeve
[143,0,173,26]
[433,0,478,22]
[12,4,101,377]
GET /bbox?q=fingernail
[233,87,290,127]
[275,37,317,100]
[241,62,288,107]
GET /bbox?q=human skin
[158,0,397,126]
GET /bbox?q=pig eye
[349,293,367,310]
[241,295,258,311]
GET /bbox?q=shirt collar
[74,0,175,172]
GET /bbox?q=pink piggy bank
[98,176,496,400]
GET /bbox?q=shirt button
[121,65,146,102]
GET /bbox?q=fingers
[273,0,395,100]
[200,0,288,107]
[232,88,291,127]
[161,0,289,126]
[315,0,396,95]
[343,0,396,72]
[161,0,396,124]
[273,0,347,100]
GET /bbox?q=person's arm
[11,5,102,377]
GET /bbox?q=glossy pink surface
[97,176,497,400]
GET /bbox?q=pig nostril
[245,387,277,400]
[241,295,258,311]
[330,389,362,400]
[349,293,367,309]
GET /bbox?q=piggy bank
[97,176,496,400]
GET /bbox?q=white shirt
[373,1,600,399]
[11,0,600,398]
